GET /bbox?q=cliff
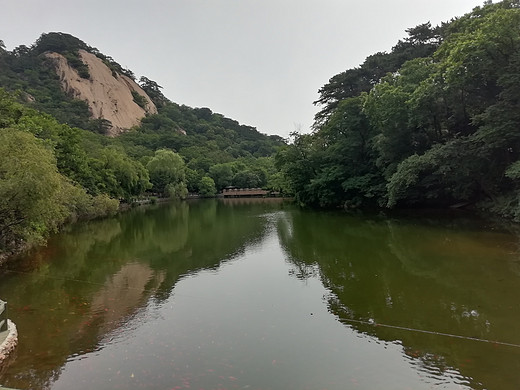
[46,49,157,136]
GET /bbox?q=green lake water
[0,199,519,390]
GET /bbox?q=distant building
[221,187,270,198]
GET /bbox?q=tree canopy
[277,0,520,219]
[146,149,187,198]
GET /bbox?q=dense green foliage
[198,176,217,197]
[0,90,133,252]
[277,0,520,219]
[114,99,286,194]
[0,32,287,255]
[146,149,188,198]
[0,84,283,253]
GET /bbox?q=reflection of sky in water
[51,224,472,390]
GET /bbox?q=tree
[232,170,263,188]
[314,96,384,207]
[363,59,434,178]
[139,76,168,107]
[97,147,152,199]
[87,118,113,134]
[313,21,442,126]
[146,149,187,198]
[275,132,319,206]
[198,176,217,197]
[209,163,234,190]
[0,129,71,249]
[185,167,203,193]
[33,32,90,55]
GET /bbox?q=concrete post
[0,301,6,333]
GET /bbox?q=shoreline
[1,197,517,268]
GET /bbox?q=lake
[0,199,519,390]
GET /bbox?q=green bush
[131,90,148,109]
[199,176,217,197]
[90,194,119,218]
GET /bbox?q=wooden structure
[221,188,270,198]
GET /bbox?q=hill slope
[46,49,157,135]
[0,32,283,152]
[0,32,287,256]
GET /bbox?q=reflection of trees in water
[0,200,272,389]
[278,209,520,390]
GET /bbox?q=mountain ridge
[0,32,283,149]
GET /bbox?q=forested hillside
[2,1,520,258]
[0,33,285,256]
[276,0,520,220]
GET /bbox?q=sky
[2,0,486,138]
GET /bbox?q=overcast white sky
[2,0,485,138]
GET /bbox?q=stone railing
[0,301,6,333]
[0,299,17,367]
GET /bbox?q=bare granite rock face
[46,49,157,136]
